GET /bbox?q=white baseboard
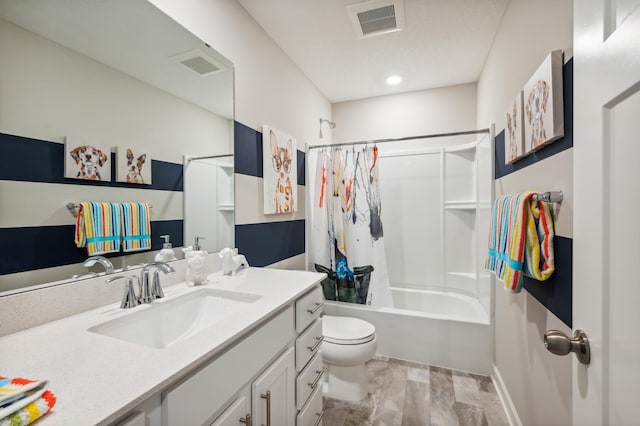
[492,364,522,426]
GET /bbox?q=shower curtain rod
[186,153,233,161]
[307,128,490,150]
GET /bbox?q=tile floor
[322,357,509,426]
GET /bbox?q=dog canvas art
[523,50,564,153]
[262,126,297,214]
[505,91,524,164]
[64,140,111,181]
[116,147,152,184]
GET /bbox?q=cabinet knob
[307,336,323,352]
[314,409,325,426]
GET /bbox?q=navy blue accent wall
[495,59,573,180]
[494,59,573,328]
[234,121,306,186]
[523,236,572,327]
[0,133,183,191]
[235,220,305,267]
[0,220,183,275]
[234,121,263,178]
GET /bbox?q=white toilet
[322,315,377,401]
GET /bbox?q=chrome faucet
[83,256,115,274]
[106,275,140,309]
[139,262,175,303]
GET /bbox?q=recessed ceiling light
[386,75,403,85]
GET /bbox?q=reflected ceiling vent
[348,0,405,39]
[171,49,228,76]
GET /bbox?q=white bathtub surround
[324,287,492,375]
[0,268,325,425]
[0,253,223,337]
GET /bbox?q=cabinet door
[211,387,251,426]
[252,347,295,426]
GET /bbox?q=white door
[574,1,640,424]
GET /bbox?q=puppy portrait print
[116,146,152,184]
[262,125,297,214]
[523,50,564,153]
[64,139,111,181]
[505,91,524,164]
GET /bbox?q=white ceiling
[237,0,509,103]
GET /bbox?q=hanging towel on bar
[121,202,151,252]
[485,192,555,292]
[0,376,57,426]
[74,202,122,255]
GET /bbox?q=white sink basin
[88,288,262,348]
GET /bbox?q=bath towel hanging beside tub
[74,202,122,255]
[485,191,555,292]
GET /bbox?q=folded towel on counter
[0,376,56,426]
[121,202,151,252]
[485,192,555,292]
[74,202,122,255]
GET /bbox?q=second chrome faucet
[106,261,175,309]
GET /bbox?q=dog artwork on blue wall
[523,49,564,153]
[116,146,152,184]
[64,138,111,181]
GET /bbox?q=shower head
[319,118,336,139]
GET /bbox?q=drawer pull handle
[308,368,325,389]
[260,391,271,426]
[307,336,323,352]
[239,413,251,426]
[307,302,324,314]
[314,409,325,426]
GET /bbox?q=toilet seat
[323,315,375,345]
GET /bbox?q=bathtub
[323,287,493,375]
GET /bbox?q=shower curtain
[311,146,393,307]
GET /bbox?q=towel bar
[532,191,563,203]
[66,202,153,211]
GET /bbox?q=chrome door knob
[544,329,591,365]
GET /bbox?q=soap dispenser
[184,236,207,285]
[154,235,177,262]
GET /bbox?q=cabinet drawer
[296,383,324,426]
[295,285,323,333]
[295,318,323,372]
[296,351,324,410]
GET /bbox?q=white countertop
[0,267,325,425]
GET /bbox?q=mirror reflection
[0,0,234,295]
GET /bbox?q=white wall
[332,83,477,143]
[149,0,332,148]
[150,0,332,271]
[476,1,574,425]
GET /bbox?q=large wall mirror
[0,0,234,294]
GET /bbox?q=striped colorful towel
[121,202,151,252]
[486,192,555,292]
[0,376,56,426]
[74,202,122,255]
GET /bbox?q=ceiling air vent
[170,49,228,77]
[348,0,405,39]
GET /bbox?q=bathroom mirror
[0,0,234,294]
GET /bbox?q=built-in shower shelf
[444,200,477,210]
[218,204,235,211]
